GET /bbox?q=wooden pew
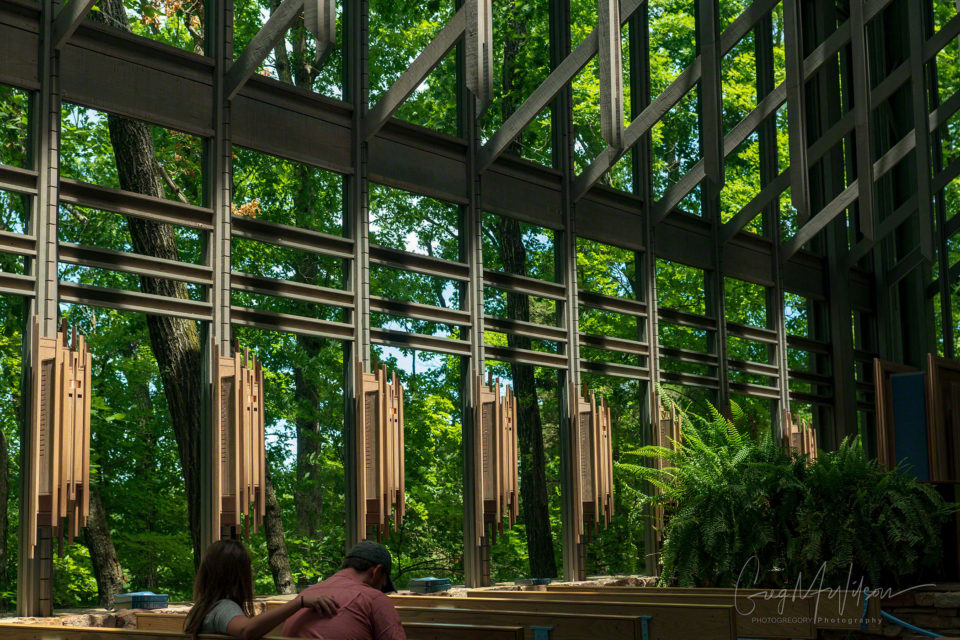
[397,607,645,640]
[391,597,736,640]
[463,589,809,639]
[0,625,244,640]
[540,585,882,635]
[136,611,524,640]
[267,601,677,640]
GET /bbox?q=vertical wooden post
[344,0,371,552]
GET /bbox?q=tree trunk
[92,0,291,582]
[494,217,558,579]
[85,489,124,608]
[497,1,558,579]
[263,474,295,593]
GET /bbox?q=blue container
[114,591,169,609]
[515,578,552,586]
[408,577,451,593]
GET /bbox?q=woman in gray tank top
[183,539,338,639]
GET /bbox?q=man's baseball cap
[346,540,396,593]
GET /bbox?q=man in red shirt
[283,541,406,640]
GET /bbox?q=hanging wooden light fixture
[26,317,92,558]
[355,359,405,541]
[212,340,266,538]
[472,373,519,547]
[571,385,614,545]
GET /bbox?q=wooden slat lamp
[471,373,519,582]
[212,339,266,538]
[570,384,614,578]
[26,317,92,558]
[782,410,818,461]
[651,393,683,546]
[355,360,405,541]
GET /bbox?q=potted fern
[622,397,954,588]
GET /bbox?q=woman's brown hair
[183,539,255,639]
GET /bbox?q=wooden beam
[477,0,646,172]
[720,170,790,244]
[783,0,811,224]
[848,0,875,240]
[51,0,98,50]
[225,0,305,101]
[697,0,723,187]
[362,6,467,140]
[466,0,493,115]
[573,0,780,201]
[597,0,625,148]
[651,81,787,221]
[884,246,926,289]
[842,194,917,269]
[303,0,336,63]
[782,182,859,261]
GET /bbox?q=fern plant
[790,437,951,588]
[621,395,954,589]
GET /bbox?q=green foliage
[52,547,100,609]
[627,396,954,588]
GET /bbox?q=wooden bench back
[392,600,735,640]
[0,624,258,640]
[462,590,811,638]
[541,585,881,633]
[136,611,524,640]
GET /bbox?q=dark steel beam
[659,369,719,388]
[657,307,718,330]
[720,171,790,244]
[652,81,787,222]
[728,381,780,400]
[782,182,859,260]
[726,321,778,344]
[883,246,926,289]
[465,0,493,114]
